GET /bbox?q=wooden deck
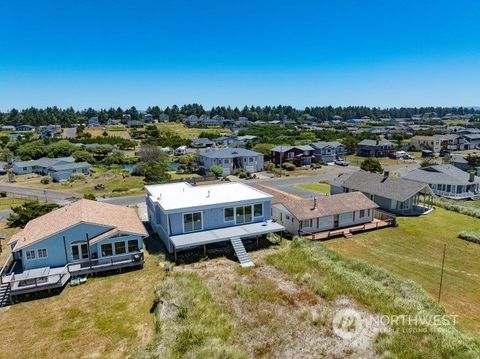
[306,218,394,240]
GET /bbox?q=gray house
[11,157,75,175]
[146,182,284,265]
[356,139,393,157]
[1,200,148,302]
[310,141,346,163]
[198,148,264,175]
[47,162,91,182]
[191,137,215,148]
[330,170,433,215]
[403,165,480,200]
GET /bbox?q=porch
[301,210,396,241]
[0,252,144,297]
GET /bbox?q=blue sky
[1,0,480,110]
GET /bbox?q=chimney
[383,171,390,180]
[311,196,317,210]
[469,172,475,183]
[207,190,211,198]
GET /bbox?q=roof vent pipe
[312,196,317,210]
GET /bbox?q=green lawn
[0,197,28,211]
[168,171,200,180]
[294,182,330,194]
[325,208,480,335]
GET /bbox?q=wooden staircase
[230,237,254,267]
[343,231,353,239]
[0,283,11,307]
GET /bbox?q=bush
[0,192,6,198]
[83,193,96,200]
[458,231,480,244]
[360,158,383,173]
[112,187,129,193]
[282,163,296,171]
[430,197,480,219]
[210,165,224,178]
[69,173,86,182]
[40,176,52,185]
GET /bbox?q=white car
[334,159,349,166]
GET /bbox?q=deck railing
[0,254,14,284]
[66,251,144,273]
[8,266,70,292]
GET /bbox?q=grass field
[167,171,200,180]
[85,128,132,139]
[9,170,146,198]
[294,182,330,194]
[157,122,230,139]
[325,208,480,334]
[0,197,28,211]
[345,154,416,167]
[0,236,164,359]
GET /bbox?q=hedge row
[429,197,480,219]
[458,231,480,244]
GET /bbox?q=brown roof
[250,184,303,204]
[275,191,379,221]
[10,199,148,250]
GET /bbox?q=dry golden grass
[156,122,230,139]
[0,244,163,359]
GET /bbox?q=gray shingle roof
[13,156,75,168]
[403,165,480,185]
[310,141,344,149]
[358,139,392,146]
[48,162,91,172]
[331,170,431,202]
[271,145,314,152]
[199,148,262,159]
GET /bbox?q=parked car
[334,159,349,166]
[402,154,415,160]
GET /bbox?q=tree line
[1,105,478,127]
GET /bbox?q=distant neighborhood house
[198,148,264,175]
[11,157,91,181]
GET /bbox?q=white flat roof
[145,182,272,212]
[170,220,285,250]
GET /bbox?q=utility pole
[438,244,447,303]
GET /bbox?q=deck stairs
[0,283,11,307]
[343,231,353,239]
[230,237,254,267]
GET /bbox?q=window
[287,152,294,159]
[286,214,290,220]
[254,203,263,217]
[224,207,234,221]
[235,205,252,224]
[72,243,88,260]
[359,210,365,218]
[101,243,113,257]
[249,157,253,163]
[26,250,36,260]
[184,212,202,232]
[37,248,48,258]
[224,159,230,164]
[115,242,126,255]
[128,240,139,253]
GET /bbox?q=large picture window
[128,240,139,253]
[183,212,202,232]
[115,242,126,255]
[101,243,113,257]
[254,203,263,217]
[224,207,234,221]
[236,205,252,224]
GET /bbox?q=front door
[333,215,339,228]
[71,243,89,261]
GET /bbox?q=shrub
[430,197,480,219]
[282,163,296,171]
[40,176,52,185]
[83,193,96,201]
[0,192,6,198]
[69,173,85,182]
[210,165,224,178]
[360,158,383,173]
[112,187,129,193]
[458,231,480,244]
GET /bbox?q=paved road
[99,195,145,206]
[0,183,81,204]
[249,165,357,198]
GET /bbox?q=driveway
[0,183,81,204]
